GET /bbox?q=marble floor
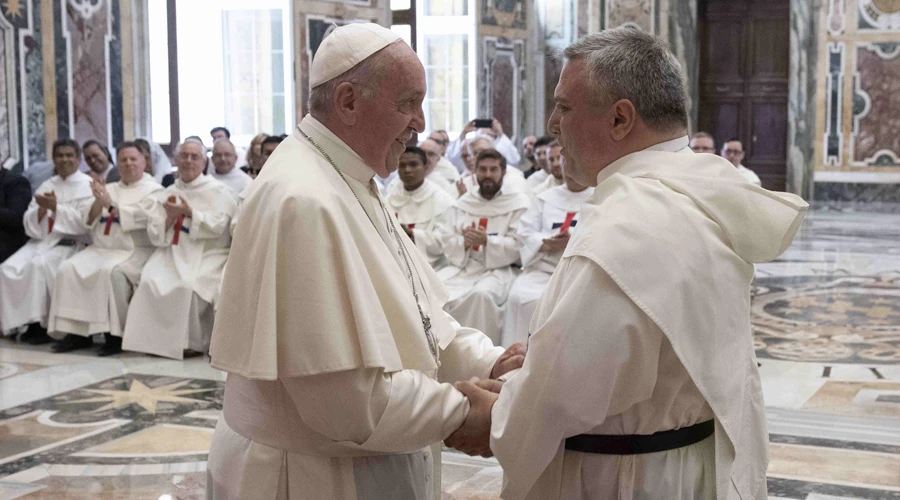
[0,205,898,499]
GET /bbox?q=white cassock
[207,115,504,500]
[530,173,564,199]
[437,188,529,344]
[500,184,593,347]
[0,172,94,334]
[525,169,549,191]
[385,179,455,269]
[122,175,236,359]
[427,157,460,197]
[447,134,522,172]
[490,137,808,500]
[47,174,163,338]
[737,164,762,186]
[210,168,253,198]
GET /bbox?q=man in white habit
[524,136,553,191]
[438,149,529,345]
[386,146,455,269]
[500,164,593,347]
[0,139,94,341]
[206,23,525,500]
[457,136,526,197]
[419,137,460,197]
[47,142,163,355]
[447,27,808,500]
[210,139,253,198]
[122,138,237,360]
[530,139,565,198]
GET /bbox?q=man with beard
[531,140,565,198]
[518,135,537,176]
[438,149,530,344]
[457,136,526,197]
[386,147,455,269]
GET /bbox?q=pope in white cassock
[206,24,525,500]
[0,139,93,339]
[47,142,164,356]
[385,147,455,269]
[500,166,593,347]
[437,149,530,345]
[122,139,237,360]
[447,27,809,500]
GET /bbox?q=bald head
[212,139,237,174]
[419,138,442,173]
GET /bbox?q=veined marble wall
[0,0,131,172]
[291,0,390,121]
[812,0,900,196]
[478,0,529,144]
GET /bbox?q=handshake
[444,342,526,458]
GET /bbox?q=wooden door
[697,0,789,190]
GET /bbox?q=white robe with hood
[437,188,529,344]
[48,174,163,338]
[490,137,808,500]
[0,172,94,333]
[500,184,593,347]
[206,115,505,500]
[122,174,236,359]
[385,179,455,269]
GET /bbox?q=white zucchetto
[309,23,402,89]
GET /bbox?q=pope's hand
[445,380,498,457]
[491,342,525,379]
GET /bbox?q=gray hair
[308,40,401,115]
[563,26,687,131]
[176,137,208,158]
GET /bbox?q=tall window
[148,0,294,148]
[414,0,476,140]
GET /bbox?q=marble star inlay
[2,0,23,19]
[61,379,214,414]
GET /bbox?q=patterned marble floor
[0,206,897,499]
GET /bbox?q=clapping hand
[540,231,571,253]
[444,379,499,457]
[34,191,57,212]
[491,342,526,379]
[164,196,192,228]
[463,222,488,250]
[91,179,113,209]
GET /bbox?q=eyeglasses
[178,153,204,161]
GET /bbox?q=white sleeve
[485,209,525,270]
[439,210,469,268]
[490,256,663,499]
[446,138,465,172]
[282,368,469,453]
[52,196,94,235]
[22,198,46,240]
[496,135,521,166]
[144,196,171,247]
[518,200,547,268]
[189,191,237,240]
[438,312,505,384]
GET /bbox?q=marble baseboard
[813,182,900,204]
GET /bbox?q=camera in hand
[473,118,493,129]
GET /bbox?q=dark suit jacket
[0,169,31,262]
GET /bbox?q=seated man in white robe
[457,136,526,197]
[722,137,762,187]
[531,140,565,197]
[419,138,459,197]
[207,24,524,500]
[210,139,253,198]
[500,166,593,347]
[524,137,553,191]
[0,139,94,343]
[122,138,237,360]
[47,142,164,355]
[448,27,808,500]
[386,147,455,269]
[439,149,529,344]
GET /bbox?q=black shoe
[51,334,93,353]
[20,324,52,345]
[98,334,122,357]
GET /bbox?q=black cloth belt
[565,420,714,455]
[57,239,77,247]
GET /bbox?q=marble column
[788,0,820,198]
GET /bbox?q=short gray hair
[563,27,687,130]
[176,137,208,158]
[308,40,400,115]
